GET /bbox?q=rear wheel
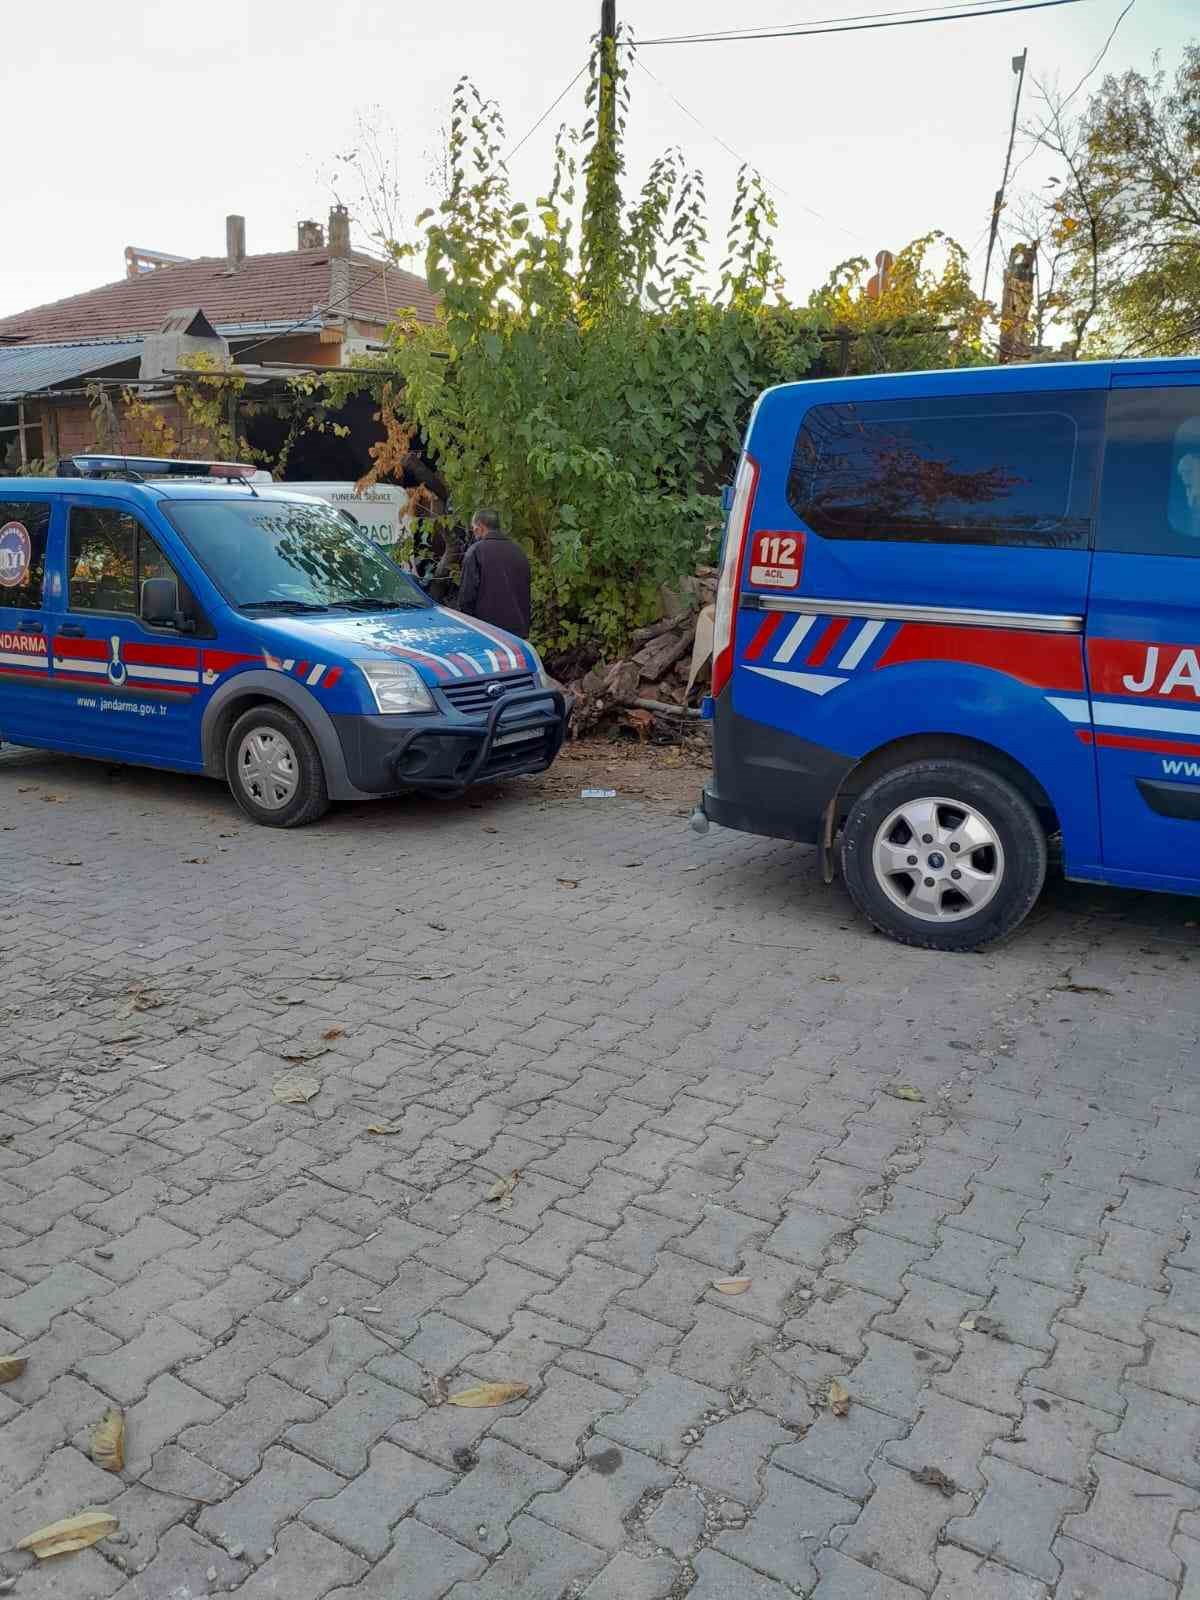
[840,758,1046,951]
[225,704,329,828]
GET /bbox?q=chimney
[226,214,246,272]
[328,204,351,257]
[298,219,325,250]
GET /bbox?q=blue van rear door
[1085,373,1200,888]
[737,377,1106,865]
[0,491,57,744]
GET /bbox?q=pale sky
[1,0,1191,324]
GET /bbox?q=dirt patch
[535,731,711,813]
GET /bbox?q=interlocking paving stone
[440,1511,604,1599]
[886,1392,1011,1493]
[197,1443,344,1562]
[417,1437,565,1557]
[930,1547,1048,1599]
[718,1465,859,1591]
[285,1372,423,1476]
[1051,1535,1175,1600]
[775,1403,907,1500]
[992,1389,1116,1488]
[1061,1455,1200,1580]
[529,1436,671,1549]
[837,1461,972,1592]
[943,1457,1086,1583]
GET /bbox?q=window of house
[0,500,51,609]
[788,391,1104,548]
[0,403,45,472]
[1098,387,1200,557]
[68,507,180,615]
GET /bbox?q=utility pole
[583,0,622,302]
[982,48,1028,307]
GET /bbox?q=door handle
[57,623,86,637]
[18,620,43,634]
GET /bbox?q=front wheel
[840,758,1047,951]
[225,704,330,828]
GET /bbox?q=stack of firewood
[565,569,717,736]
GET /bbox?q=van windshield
[163,498,431,613]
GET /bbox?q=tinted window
[788,391,1103,547]
[69,507,180,615]
[162,498,430,613]
[0,500,50,609]
[1098,386,1200,557]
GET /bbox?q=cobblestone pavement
[2,746,1199,1600]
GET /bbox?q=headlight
[359,660,435,714]
[527,645,553,689]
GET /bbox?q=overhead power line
[636,60,867,246]
[504,61,590,164]
[638,0,1036,44]
[639,0,1091,47]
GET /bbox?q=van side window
[788,391,1104,548]
[0,501,50,608]
[1098,387,1200,557]
[68,507,180,615]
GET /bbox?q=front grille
[441,672,536,716]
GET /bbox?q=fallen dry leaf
[272,993,306,1006]
[366,1119,405,1136]
[447,1381,529,1408]
[885,1084,925,1102]
[911,1465,958,1497]
[828,1378,851,1418]
[0,1355,27,1383]
[182,856,209,865]
[485,1171,520,1211]
[272,1069,321,1105]
[92,1408,125,1473]
[50,857,83,867]
[712,1277,752,1295]
[556,878,579,889]
[482,825,499,834]
[17,1510,119,1559]
[321,1027,345,1041]
[279,1040,330,1063]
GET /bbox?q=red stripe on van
[877,624,1085,691]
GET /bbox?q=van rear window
[788,391,1103,548]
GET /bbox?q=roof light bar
[64,454,261,481]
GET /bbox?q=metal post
[17,400,27,469]
[982,49,1028,306]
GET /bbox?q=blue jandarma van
[701,358,1200,950]
[0,456,567,825]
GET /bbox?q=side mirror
[141,577,181,627]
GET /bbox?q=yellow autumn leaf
[828,1379,851,1417]
[0,1355,27,1383]
[446,1381,530,1408]
[92,1409,125,1473]
[17,1510,119,1559]
[712,1277,752,1295]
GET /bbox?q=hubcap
[237,727,299,811]
[871,795,1004,923]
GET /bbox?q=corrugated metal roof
[0,338,143,401]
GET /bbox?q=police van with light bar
[698,359,1200,949]
[0,456,566,825]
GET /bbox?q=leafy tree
[807,233,988,373]
[1012,42,1200,357]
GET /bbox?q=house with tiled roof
[0,207,438,478]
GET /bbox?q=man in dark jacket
[456,508,532,637]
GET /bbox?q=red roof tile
[0,249,438,343]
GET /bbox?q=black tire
[224,704,330,828]
[840,757,1047,952]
